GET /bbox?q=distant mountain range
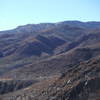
[0,21,100,100]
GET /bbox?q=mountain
[0,21,100,99]
[57,21,100,29]
[1,55,100,100]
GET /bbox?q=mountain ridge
[0,20,100,99]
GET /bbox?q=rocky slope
[1,56,100,100]
[0,21,100,99]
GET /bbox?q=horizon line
[0,20,100,32]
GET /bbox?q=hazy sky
[0,0,100,31]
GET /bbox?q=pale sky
[0,0,100,31]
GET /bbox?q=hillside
[1,55,100,100]
[0,21,100,99]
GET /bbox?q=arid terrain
[0,21,100,100]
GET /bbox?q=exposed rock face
[1,57,100,100]
[0,80,34,95]
[67,77,100,100]
[49,57,100,100]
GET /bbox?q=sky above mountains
[0,0,100,31]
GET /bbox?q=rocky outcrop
[0,80,34,95]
